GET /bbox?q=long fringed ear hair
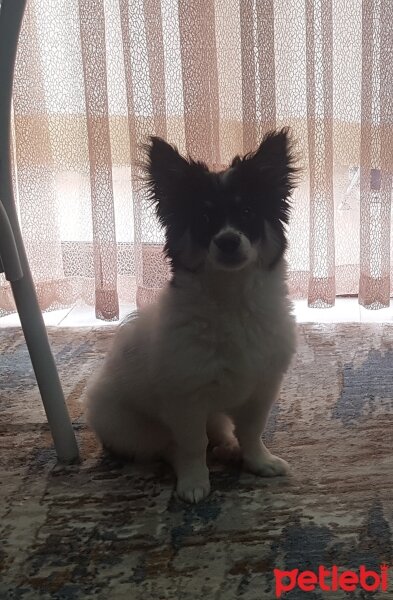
[141,137,213,269]
[231,127,299,225]
[141,136,209,229]
[141,137,191,227]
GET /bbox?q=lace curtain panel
[0,0,392,320]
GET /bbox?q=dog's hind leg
[207,413,242,463]
[89,403,171,462]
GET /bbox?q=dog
[86,128,298,503]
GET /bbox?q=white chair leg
[10,272,80,464]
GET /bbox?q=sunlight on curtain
[0,0,392,319]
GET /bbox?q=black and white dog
[86,129,298,503]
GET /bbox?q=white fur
[86,258,296,503]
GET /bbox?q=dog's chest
[157,278,295,405]
[194,305,283,405]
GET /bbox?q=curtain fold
[306,0,335,307]
[359,0,393,309]
[0,0,392,319]
[79,0,119,320]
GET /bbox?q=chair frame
[0,0,79,463]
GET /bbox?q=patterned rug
[0,324,392,599]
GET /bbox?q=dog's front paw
[244,452,289,477]
[176,476,211,503]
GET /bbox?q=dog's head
[143,129,298,273]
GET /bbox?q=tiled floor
[294,297,393,323]
[0,304,135,328]
[0,298,392,328]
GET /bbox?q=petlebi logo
[274,564,389,597]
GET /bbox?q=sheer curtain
[1,0,392,320]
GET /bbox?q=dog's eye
[242,207,252,218]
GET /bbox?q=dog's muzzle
[214,231,241,255]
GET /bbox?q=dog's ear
[231,128,298,223]
[143,137,191,204]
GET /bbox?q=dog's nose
[214,232,241,254]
